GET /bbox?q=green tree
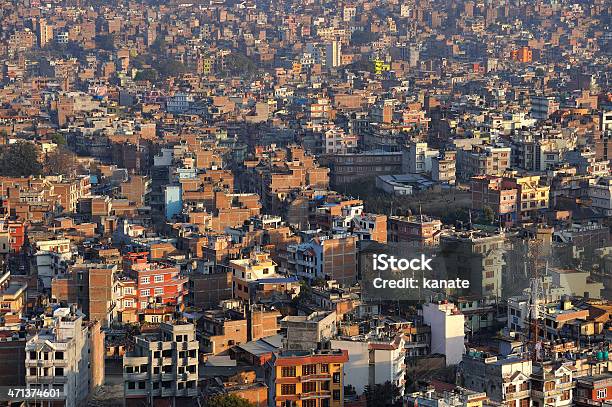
[154,59,186,78]
[95,34,116,51]
[203,394,255,407]
[482,205,495,224]
[364,381,403,407]
[44,147,79,176]
[0,142,43,177]
[50,133,66,146]
[134,68,158,82]
[351,30,380,46]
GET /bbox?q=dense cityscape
[0,0,610,405]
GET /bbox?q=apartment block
[267,349,349,407]
[25,307,105,407]
[123,322,199,405]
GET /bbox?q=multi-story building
[0,271,27,319]
[330,334,406,397]
[531,363,575,407]
[432,150,457,185]
[421,301,465,366]
[589,176,612,216]
[403,141,440,174]
[471,175,518,224]
[320,151,403,186]
[575,374,612,407]
[123,322,199,405]
[440,229,505,299]
[387,215,443,245]
[129,262,188,311]
[459,352,532,407]
[25,307,105,407]
[456,145,511,181]
[502,174,549,221]
[282,311,337,351]
[267,349,349,407]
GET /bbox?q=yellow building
[0,271,27,319]
[230,251,277,301]
[502,174,550,220]
[373,57,390,75]
[269,349,349,407]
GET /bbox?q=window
[320,364,329,373]
[29,351,36,360]
[124,299,134,308]
[125,287,133,294]
[154,287,164,296]
[333,390,341,400]
[303,382,317,393]
[281,366,296,377]
[55,367,64,376]
[597,389,607,399]
[128,382,135,390]
[321,381,330,391]
[29,367,36,376]
[280,384,296,395]
[140,289,150,296]
[303,401,316,407]
[141,276,150,284]
[333,372,341,383]
[55,351,64,360]
[303,364,317,375]
[154,275,163,283]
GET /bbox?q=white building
[123,322,199,402]
[421,301,465,366]
[589,176,612,216]
[403,141,439,174]
[35,239,73,289]
[25,307,102,407]
[331,334,406,396]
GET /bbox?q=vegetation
[351,30,380,46]
[364,381,403,407]
[44,147,79,176]
[0,142,43,177]
[203,394,255,407]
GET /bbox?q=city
[0,0,610,405]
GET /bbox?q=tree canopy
[0,142,43,177]
[203,394,255,407]
[364,381,403,407]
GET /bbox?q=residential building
[267,349,349,407]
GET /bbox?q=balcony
[300,390,331,400]
[505,389,530,401]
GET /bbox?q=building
[421,301,465,366]
[129,261,188,312]
[267,349,349,407]
[320,151,403,186]
[330,334,406,397]
[0,271,27,319]
[471,175,518,224]
[432,151,457,185]
[502,174,550,221]
[531,96,559,120]
[589,177,612,216]
[440,229,505,299]
[123,322,199,405]
[388,215,443,245]
[459,352,532,406]
[281,311,337,351]
[575,374,612,407]
[403,141,439,174]
[531,363,575,407]
[456,145,511,181]
[25,307,105,407]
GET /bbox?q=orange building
[268,349,349,407]
[511,46,532,63]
